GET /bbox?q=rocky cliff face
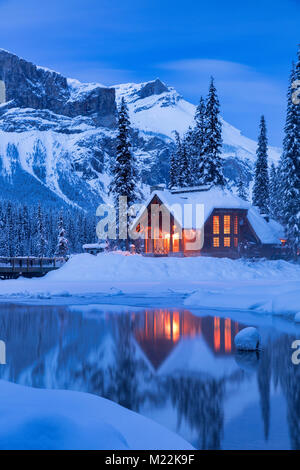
[0,50,281,212]
[0,49,116,127]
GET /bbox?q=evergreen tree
[169,151,178,189]
[269,163,280,220]
[36,202,47,257]
[109,98,139,246]
[237,176,248,201]
[280,56,300,255]
[252,115,270,214]
[55,211,68,257]
[182,128,195,186]
[193,96,206,184]
[202,78,225,187]
[177,141,190,187]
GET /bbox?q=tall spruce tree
[169,151,178,188]
[202,78,225,187]
[252,115,270,214]
[280,54,300,255]
[269,163,280,220]
[55,211,68,257]
[193,96,206,184]
[237,176,248,201]
[177,141,190,187]
[109,98,139,246]
[182,127,195,186]
[36,202,47,257]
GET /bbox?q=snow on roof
[133,187,281,245]
[83,243,106,250]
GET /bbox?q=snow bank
[0,253,299,316]
[47,253,300,283]
[0,380,193,450]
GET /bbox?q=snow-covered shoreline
[0,253,299,316]
[0,380,193,450]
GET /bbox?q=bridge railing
[0,257,67,269]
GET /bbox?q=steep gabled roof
[133,187,282,245]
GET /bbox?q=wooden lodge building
[132,185,285,258]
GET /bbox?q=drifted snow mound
[47,253,300,283]
[0,381,193,450]
[234,327,261,351]
[295,312,300,323]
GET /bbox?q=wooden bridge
[0,257,67,279]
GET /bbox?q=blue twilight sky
[0,0,299,146]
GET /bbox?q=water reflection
[0,304,299,449]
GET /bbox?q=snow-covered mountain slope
[0,50,281,210]
[114,79,281,162]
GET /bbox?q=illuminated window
[213,237,219,247]
[224,237,231,247]
[234,216,238,235]
[224,215,231,234]
[213,216,219,234]
[172,233,180,252]
[234,237,238,247]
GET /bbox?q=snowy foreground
[0,380,193,450]
[0,253,299,316]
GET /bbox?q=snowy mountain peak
[0,49,282,211]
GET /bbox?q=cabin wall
[133,197,278,259]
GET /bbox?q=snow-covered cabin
[132,186,284,258]
[82,242,107,256]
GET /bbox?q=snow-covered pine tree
[36,202,47,257]
[237,176,248,201]
[182,127,196,186]
[109,98,139,247]
[169,151,178,189]
[55,210,68,257]
[193,96,206,185]
[177,140,190,188]
[202,78,226,187]
[252,115,270,214]
[6,201,14,257]
[269,163,280,220]
[280,55,300,255]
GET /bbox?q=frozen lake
[0,302,299,450]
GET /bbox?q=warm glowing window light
[234,216,238,235]
[224,215,231,234]
[224,237,230,247]
[213,237,219,247]
[213,216,219,234]
[173,233,180,252]
[234,237,238,247]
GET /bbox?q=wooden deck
[0,257,66,279]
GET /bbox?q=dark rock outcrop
[138,79,168,99]
[0,49,116,127]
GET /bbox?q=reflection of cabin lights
[164,233,170,239]
[214,317,220,351]
[164,313,171,339]
[172,312,180,342]
[225,318,231,353]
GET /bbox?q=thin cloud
[158,58,284,106]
